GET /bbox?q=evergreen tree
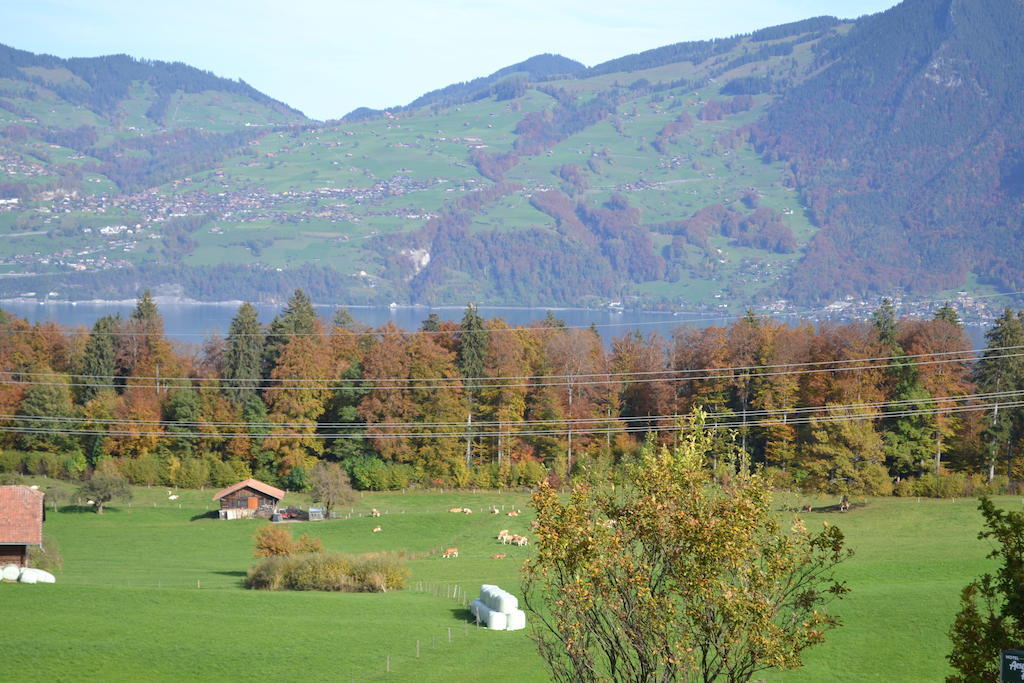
[883,360,935,479]
[76,314,119,403]
[457,303,488,391]
[262,289,317,380]
[223,302,264,405]
[131,289,161,330]
[974,309,1024,481]
[935,302,962,327]
[163,386,201,458]
[421,313,441,332]
[871,298,900,353]
[14,365,79,454]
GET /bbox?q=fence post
[416,640,420,658]
[448,627,452,643]
[386,654,390,673]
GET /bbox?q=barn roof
[212,478,285,502]
[0,486,44,545]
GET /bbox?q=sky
[1,0,899,120]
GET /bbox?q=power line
[0,399,1018,440]
[0,344,993,392]
[1,388,1016,431]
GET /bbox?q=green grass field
[2,484,1009,681]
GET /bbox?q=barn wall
[218,488,280,519]
[0,545,28,566]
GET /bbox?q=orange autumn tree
[263,318,337,476]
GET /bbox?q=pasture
[1,484,1011,681]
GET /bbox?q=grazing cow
[372,525,382,533]
[370,508,381,517]
[441,547,459,558]
[491,553,506,560]
[462,507,473,514]
[512,535,529,546]
[449,507,463,513]
[507,509,520,517]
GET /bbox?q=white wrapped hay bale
[470,598,509,630]
[474,584,526,630]
[480,585,519,613]
[18,568,38,584]
[485,609,508,631]
[34,569,56,583]
[505,609,527,631]
[2,564,20,581]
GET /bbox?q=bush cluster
[245,552,409,592]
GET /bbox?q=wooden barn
[212,478,285,520]
[0,485,45,567]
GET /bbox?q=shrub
[245,555,297,590]
[352,553,410,592]
[245,552,408,592]
[121,453,162,486]
[894,478,916,497]
[295,534,324,554]
[28,534,62,572]
[916,472,966,498]
[254,526,297,557]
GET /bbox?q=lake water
[0,300,989,350]
[0,300,716,346]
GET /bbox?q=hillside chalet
[213,478,285,520]
[0,485,45,567]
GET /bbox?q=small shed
[0,486,45,567]
[212,478,285,520]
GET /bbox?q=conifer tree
[76,314,119,403]
[262,289,316,380]
[974,309,1024,481]
[223,302,264,405]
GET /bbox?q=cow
[372,525,382,532]
[491,553,506,560]
[370,508,381,517]
[512,535,529,546]
[462,507,473,514]
[490,506,500,514]
[507,509,520,517]
[441,547,459,558]
[449,507,463,513]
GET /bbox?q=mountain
[0,1,1019,313]
[755,0,1024,302]
[344,53,586,118]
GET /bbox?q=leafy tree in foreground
[523,409,852,683]
[947,497,1024,682]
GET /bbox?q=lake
[0,300,715,346]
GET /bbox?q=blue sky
[1,0,899,120]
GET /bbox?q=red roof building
[212,478,285,519]
[0,486,45,567]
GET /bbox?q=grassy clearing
[2,483,1009,681]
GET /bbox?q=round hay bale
[18,568,38,584]
[506,609,527,631]
[492,591,518,614]
[2,564,20,581]
[485,609,508,631]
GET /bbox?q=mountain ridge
[0,0,1020,314]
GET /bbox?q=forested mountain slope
[0,0,1018,311]
[756,0,1024,302]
